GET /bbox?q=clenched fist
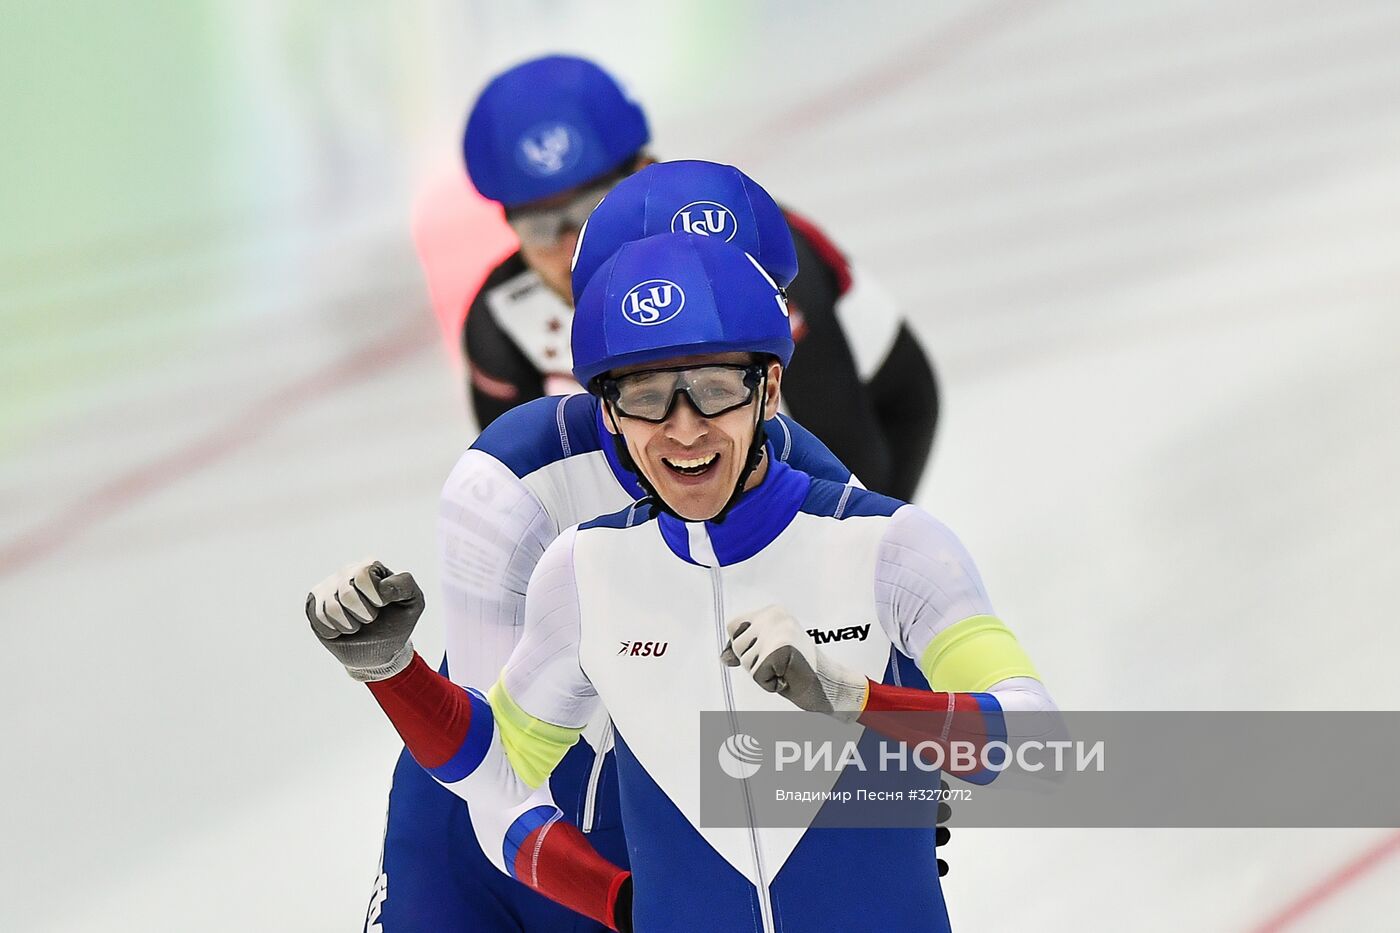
[720,605,868,718]
[305,560,424,681]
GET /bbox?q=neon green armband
[918,614,1039,692]
[487,680,583,789]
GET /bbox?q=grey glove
[721,606,868,718]
[305,560,424,682]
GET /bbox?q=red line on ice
[1246,829,1400,933]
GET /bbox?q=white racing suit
[370,455,1057,932]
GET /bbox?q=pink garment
[410,163,519,361]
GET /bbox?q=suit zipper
[707,560,777,933]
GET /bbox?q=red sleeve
[514,818,632,931]
[859,680,1008,782]
[365,653,474,768]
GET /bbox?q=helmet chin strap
[604,369,770,524]
[710,369,770,524]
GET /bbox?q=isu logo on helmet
[517,122,582,177]
[671,201,738,242]
[622,279,686,326]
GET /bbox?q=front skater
[311,234,1058,931]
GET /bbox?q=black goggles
[600,364,765,423]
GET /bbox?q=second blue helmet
[571,160,798,300]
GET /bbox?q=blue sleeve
[768,413,853,484]
[471,394,602,477]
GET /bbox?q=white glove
[721,606,868,718]
[305,559,424,681]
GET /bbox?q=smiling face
[602,352,783,521]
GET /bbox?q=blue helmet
[570,160,798,299]
[463,55,650,208]
[572,233,794,389]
